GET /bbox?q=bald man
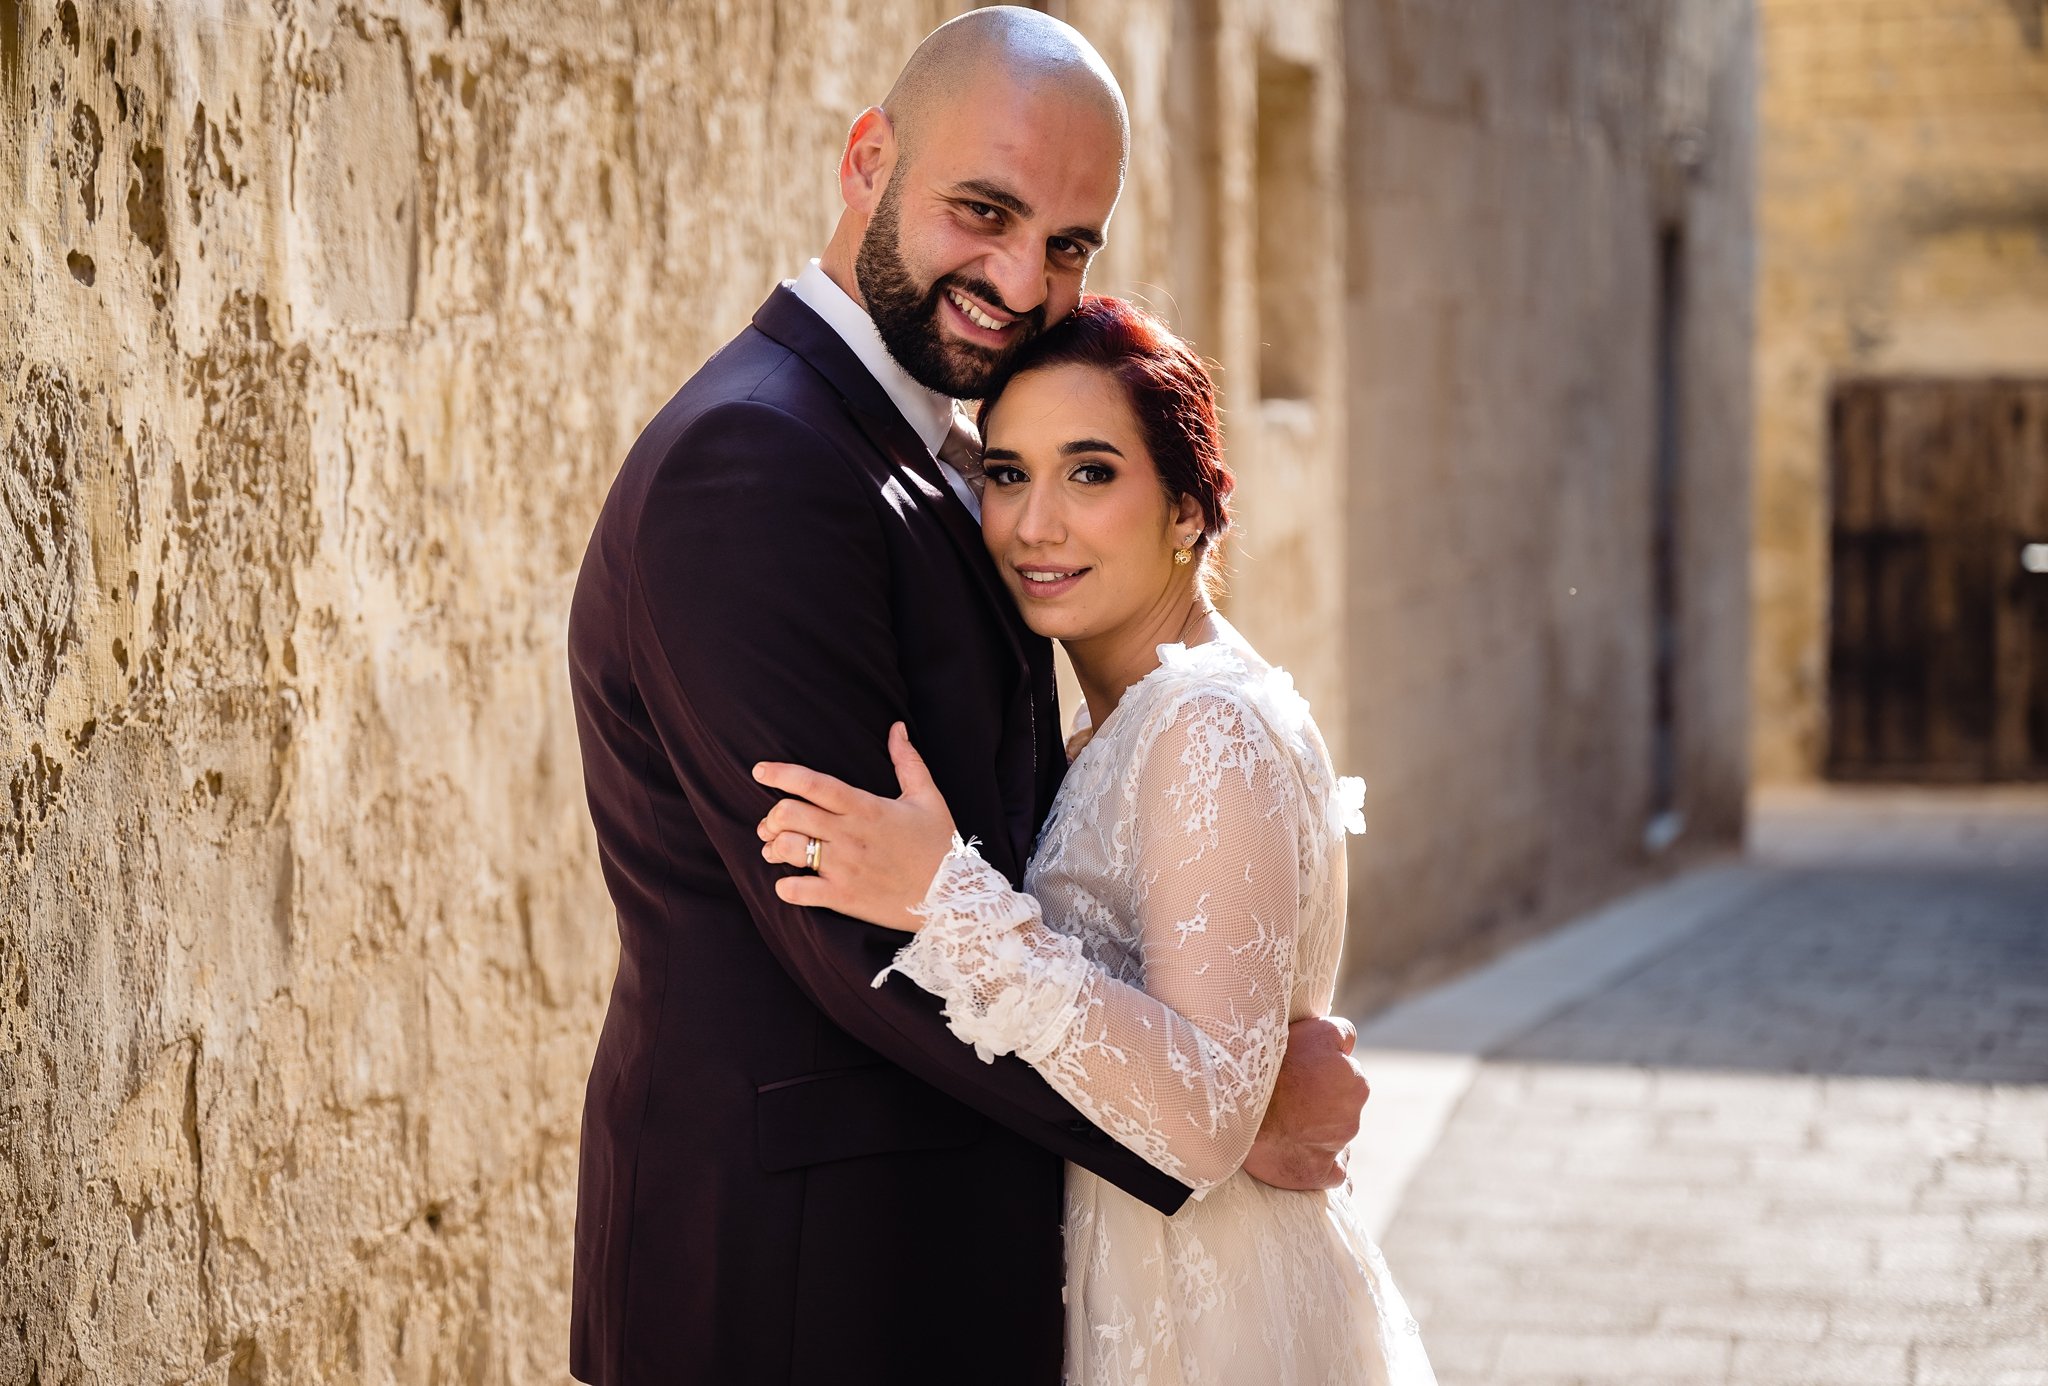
[566,11,1370,1383]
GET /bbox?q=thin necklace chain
[1174,601,1217,647]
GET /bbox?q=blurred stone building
[1752,0,2048,787]
[1055,0,1758,1008]
[3,0,1753,1380]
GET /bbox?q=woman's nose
[1013,487,1064,545]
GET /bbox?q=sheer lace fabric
[878,635,1435,1385]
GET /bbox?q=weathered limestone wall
[1752,0,2048,783]
[3,0,1758,1378]
[0,2,954,1380]
[1334,0,1757,1000]
[1037,0,1354,745]
[1061,0,1759,1005]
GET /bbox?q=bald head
[883,6,1129,173]
[818,8,1129,397]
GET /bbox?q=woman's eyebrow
[1058,438,1124,458]
[981,446,1024,463]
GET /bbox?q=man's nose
[984,243,1047,318]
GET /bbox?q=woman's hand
[754,723,959,932]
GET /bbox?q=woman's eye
[984,464,1026,486]
[1073,463,1116,484]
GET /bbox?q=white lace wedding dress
[876,631,1437,1385]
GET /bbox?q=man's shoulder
[607,326,857,491]
[666,322,846,437]
[596,322,881,537]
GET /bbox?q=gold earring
[1174,541,1194,566]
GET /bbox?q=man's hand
[1244,1015,1371,1191]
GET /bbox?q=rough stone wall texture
[1752,0,2048,783]
[2,0,1756,1379]
[1334,0,1757,1003]
[0,1,956,1380]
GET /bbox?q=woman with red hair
[756,298,1436,1384]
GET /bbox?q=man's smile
[946,286,1018,337]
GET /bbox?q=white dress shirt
[787,260,981,518]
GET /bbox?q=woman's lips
[1014,566,1090,599]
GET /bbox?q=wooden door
[1827,378,2048,781]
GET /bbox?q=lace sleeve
[876,689,1303,1191]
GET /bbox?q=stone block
[1495,1330,1735,1380]
[1727,1338,1911,1385]
[1912,1341,2048,1386]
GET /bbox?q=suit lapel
[752,289,1022,649]
[850,408,1033,664]
[751,288,1045,869]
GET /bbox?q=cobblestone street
[1363,835,2048,1385]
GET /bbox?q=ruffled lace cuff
[1334,775,1367,836]
[871,836,1090,1064]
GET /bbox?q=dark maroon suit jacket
[566,288,1191,1385]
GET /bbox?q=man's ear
[839,107,896,216]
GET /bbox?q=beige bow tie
[937,412,985,496]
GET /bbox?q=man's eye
[965,201,1002,223]
[1051,238,1086,261]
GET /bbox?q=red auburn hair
[977,295,1234,548]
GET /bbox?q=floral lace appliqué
[880,630,1436,1386]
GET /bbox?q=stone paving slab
[1375,865,2048,1386]
[1344,865,1777,1235]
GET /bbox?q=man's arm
[1246,1016,1373,1190]
[630,398,1190,1214]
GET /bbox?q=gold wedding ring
[804,836,823,873]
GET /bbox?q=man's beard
[855,176,1047,400]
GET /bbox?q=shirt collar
[788,259,957,456]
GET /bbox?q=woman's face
[979,362,1203,644]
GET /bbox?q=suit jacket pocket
[755,1063,986,1173]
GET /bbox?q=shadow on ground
[1492,865,2048,1084]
